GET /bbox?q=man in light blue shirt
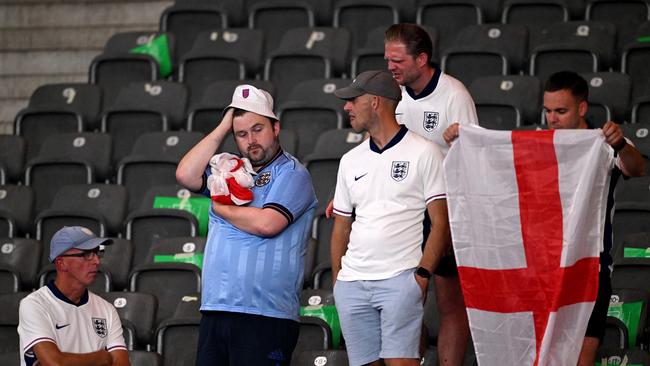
[177,85,317,366]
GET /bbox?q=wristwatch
[415,266,432,279]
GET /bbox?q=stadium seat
[0,238,41,290]
[129,350,163,366]
[0,292,29,354]
[294,316,332,356]
[102,81,189,166]
[0,267,20,294]
[612,232,650,293]
[582,72,631,125]
[416,0,483,54]
[305,129,365,212]
[586,0,650,52]
[333,0,400,50]
[155,316,200,366]
[263,27,348,104]
[0,185,34,237]
[596,348,650,365]
[615,176,650,207]
[14,110,82,164]
[469,75,542,128]
[622,43,650,100]
[501,0,569,25]
[311,213,335,271]
[90,32,164,109]
[291,350,349,366]
[100,238,134,291]
[37,264,112,292]
[0,351,19,366]
[159,2,227,66]
[0,214,13,239]
[145,236,206,265]
[172,294,201,319]
[185,79,275,134]
[247,0,316,57]
[312,262,333,290]
[130,262,201,326]
[631,96,650,124]
[36,132,112,182]
[24,159,94,215]
[179,29,263,102]
[277,78,348,159]
[603,316,630,349]
[0,135,25,185]
[607,288,650,348]
[621,122,650,160]
[100,291,158,349]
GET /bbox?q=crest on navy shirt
[255,171,272,187]
[391,161,409,181]
[92,317,107,338]
[423,111,439,132]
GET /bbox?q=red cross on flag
[444,125,614,365]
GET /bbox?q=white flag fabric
[444,125,614,366]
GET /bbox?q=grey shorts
[333,269,423,365]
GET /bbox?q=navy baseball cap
[49,226,113,262]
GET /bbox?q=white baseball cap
[226,84,278,120]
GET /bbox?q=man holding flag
[442,71,645,365]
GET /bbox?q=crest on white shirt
[423,111,439,132]
[92,317,107,338]
[391,161,409,181]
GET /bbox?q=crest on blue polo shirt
[391,161,409,181]
[92,317,107,338]
[255,171,272,187]
[423,111,439,132]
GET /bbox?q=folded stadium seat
[179,29,263,103]
[304,129,365,212]
[621,122,650,159]
[631,95,650,124]
[39,184,126,238]
[185,79,275,134]
[597,348,650,365]
[248,0,334,26]
[581,72,631,126]
[351,25,437,77]
[469,75,542,129]
[501,0,569,25]
[0,213,13,239]
[622,43,650,100]
[247,0,316,58]
[155,316,200,366]
[310,212,335,279]
[0,266,20,294]
[102,81,189,168]
[586,0,650,54]
[612,232,650,289]
[263,27,350,104]
[172,293,201,319]
[277,78,348,160]
[124,211,198,271]
[100,291,158,349]
[24,159,94,216]
[117,131,202,213]
[333,0,401,51]
[159,2,227,70]
[607,288,650,348]
[442,24,528,87]
[131,262,201,326]
[0,238,41,291]
[528,21,616,84]
[291,350,349,366]
[140,237,206,283]
[0,185,34,238]
[299,288,342,348]
[312,262,333,290]
[0,292,29,355]
[613,204,650,252]
[416,0,484,55]
[37,132,112,182]
[0,352,19,366]
[90,32,169,110]
[0,136,25,185]
[129,350,163,366]
[292,316,332,358]
[615,175,650,208]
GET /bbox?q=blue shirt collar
[369,125,408,154]
[47,280,89,306]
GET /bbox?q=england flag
[444,125,614,365]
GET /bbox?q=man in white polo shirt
[17,226,129,366]
[331,70,451,366]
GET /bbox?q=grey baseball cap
[49,226,113,262]
[334,70,402,101]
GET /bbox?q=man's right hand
[325,200,334,218]
[443,122,460,146]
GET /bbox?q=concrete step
[0,73,87,99]
[0,97,28,129]
[0,49,100,76]
[0,25,157,50]
[0,1,172,29]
